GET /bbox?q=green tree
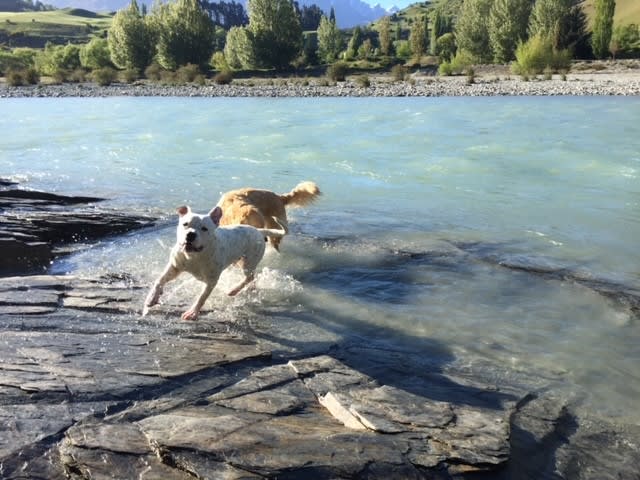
[455,0,493,62]
[317,15,343,63]
[377,16,393,56]
[108,0,155,72]
[152,0,216,70]
[436,32,456,61]
[489,0,531,63]
[35,42,81,76]
[80,37,113,70]
[529,0,587,52]
[248,0,302,69]
[591,0,615,59]
[224,25,255,68]
[409,16,427,60]
[610,23,640,58]
[346,25,363,59]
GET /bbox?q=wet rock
[0,188,157,275]
[1,274,639,479]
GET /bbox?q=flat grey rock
[0,275,638,477]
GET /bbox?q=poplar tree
[409,16,427,60]
[489,0,532,63]
[248,0,302,69]
[529,0,587,52]
[455,0,494,62]
[591,0,616,59]
[377,16,392,56]
[317,15,343,63]
[152,0,216,70]
[108,0,155,72]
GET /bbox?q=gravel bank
[2,71,640,97]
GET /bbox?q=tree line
[1,0,639,86]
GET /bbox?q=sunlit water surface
[2,96,639,425]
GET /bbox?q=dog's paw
[144,285,162,310]
[181,309,199,321]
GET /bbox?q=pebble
[2,73,640,97]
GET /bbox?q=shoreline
[2,71,640,98]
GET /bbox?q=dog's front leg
[181,283,214,321]
[143,263,180,316]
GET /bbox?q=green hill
[0,8,112,48]
[583,0,640,27]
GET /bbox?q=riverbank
[2,60,640,97]
[2,182,640,479]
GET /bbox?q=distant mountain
[45,0,391,27]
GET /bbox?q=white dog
[143,205,286,321]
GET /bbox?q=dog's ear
[177,205,190,217]
[208,206,222,226]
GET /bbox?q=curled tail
[280,181,321,207]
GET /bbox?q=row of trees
[2,0,639,84]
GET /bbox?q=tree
[346,26,363,59]
[591,0,615,59]
[377,16,392,56]
[610,23,640,58]
[80,37,113,70]
[224,25,255,68]
[409,16,428,60]
[529,0,587,53]
[152,0,216,70]
[436,32,456,61]
[35,42,81,76]
[299,4,323,31]
[108,0,155,72]
[247,0,302,69]
[489,0,531,63]
[317,15,343,63]
[454,0,493,62]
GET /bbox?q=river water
[2,96,639,425]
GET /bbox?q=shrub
[176,63,201,83]
[210,51,229,72]
[68,68,86,83]
[6,69,24,87]
[466,67,476,85]
[23,67,39,85]
[93,67,117,86]
[0,48,37,76]
[512,33,571,76]
[326,61,348,82]
[450,50,474,74]
[144,63,164,81]
[438,61,453,76]
[122,68,139,83]
[391,64,407,82]
[213,70,233,85]
[51,68,69,84]
[356,75,370,87]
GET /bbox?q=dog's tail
[280,181,321,207]
[258,216,288,238]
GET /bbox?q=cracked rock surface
[1,275,639,479]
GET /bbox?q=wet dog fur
[143,205,286,321]
[216,181,320,251]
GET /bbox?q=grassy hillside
[583,0,640,27]
[0,8,112,47]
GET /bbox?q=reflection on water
[3,96,640,426]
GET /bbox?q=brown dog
[216,181,320,251]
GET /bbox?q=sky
[374,0,411,10]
